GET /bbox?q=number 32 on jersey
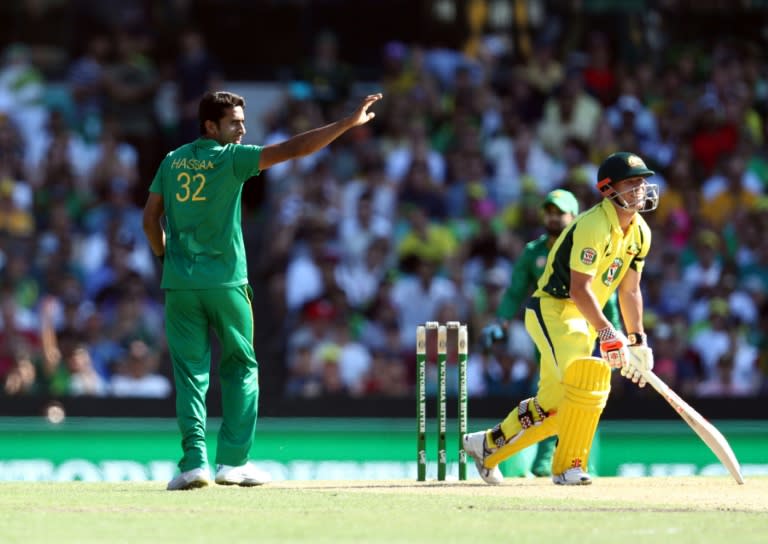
[176,172,207,202]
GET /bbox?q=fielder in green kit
[143,90,383,490]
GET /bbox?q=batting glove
[597,326,630,369]
[623,332,653,388]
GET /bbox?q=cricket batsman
[467,152,659,485]
[481,188,623,477]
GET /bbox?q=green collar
[195,137,222,148]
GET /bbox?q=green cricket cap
[542,189,579,215]
[596,151,655,191]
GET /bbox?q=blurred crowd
[1,1,768,402]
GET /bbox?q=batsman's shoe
[166,467,211,491]
[463,431,504,485]
[552,467,592,486]
[215,463,272,487]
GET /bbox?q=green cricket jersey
[497,234,550,321]
[149,138,262,290]
[497,230,623,328]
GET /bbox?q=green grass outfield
[2,477,766,544]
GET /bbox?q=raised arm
[258,93,382,170]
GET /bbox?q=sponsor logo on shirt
[580,248,597,265]
[602,258,624,286]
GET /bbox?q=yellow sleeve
[569,220,605,277]
[630,220,652,273]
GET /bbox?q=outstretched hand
[349,93,383,127]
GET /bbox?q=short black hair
[198,91,245,135]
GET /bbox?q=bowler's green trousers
[164,285,259,472]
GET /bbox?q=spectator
[338,188,391,265]
[62,341,109,397]
[340,154,397,227]
[701,153,762,228]
[68,33,111,141]
[110,339,171,398]
[0,284,39,380]
[385,118,446,186]
[103,31,159,186]
[1,6,768,405]
[327,320,372,396]
[689,94,739,177]
[390,256,459,349]
[482,343,535,398]
[301,31,353,117]
[335,236,391,309]
[582,31,617,106]
[537,69,602,156]
[0,176,34,238]
[79,308,121,380]
[2,345,39,396]
[285,339,323,398]
[312,342,348,396]
[0,114,26,179]
[0,43,47,162]
[696,352,758,397]
[606,94,659,150]
[689,298,758,385]
[485,121,563,205]
[284,222,336,313]
[363,348,409,397]
[397,205,458,263]
[398,159,447,219]
[176,29,223,142]
[84,121,139,202]
[681,230,724,303]
[522,37,564,103]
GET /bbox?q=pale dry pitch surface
[1,477,766,544]
[271,476,767,511]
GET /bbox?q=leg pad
[551,357,611,475]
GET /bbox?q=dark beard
[545,225,563,237]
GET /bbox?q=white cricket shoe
[166,467,211,491]
[552,467,592,486]
[463,431,504,485]
[215,463,272,486]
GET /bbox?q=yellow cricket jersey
[533,198,651,308]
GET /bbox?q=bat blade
[641,370,744,485]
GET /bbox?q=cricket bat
[641,369,745,484]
